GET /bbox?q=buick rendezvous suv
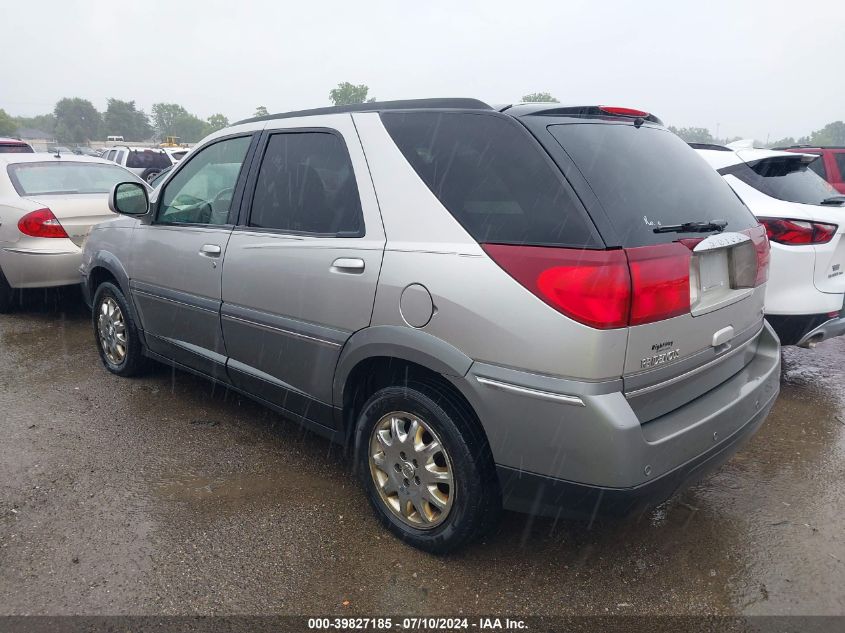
[81,99,781,552]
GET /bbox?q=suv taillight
[17,208,68,238]
[742,224,770,286]
[482,243,692,329]
[758,217,837,245]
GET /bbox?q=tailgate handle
[712,326,734,348]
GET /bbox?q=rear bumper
[457,322,780,517]
[497,394,774,518]
[0,245,82,288]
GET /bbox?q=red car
[777,145,845,193]
[0,137,34,153]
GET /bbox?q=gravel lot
[1,290,843,616]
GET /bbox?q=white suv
[695,142,845,346]
[102,145,172,183]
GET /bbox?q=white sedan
[0,153,146,311]
[695,141,845,347]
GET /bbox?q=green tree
[768,136,796,148]
[810,121,845,146]
[54,98,101,143]
[103,99,152,141]
[254,106,269,117]
[521,92,558,103]
[151,103,188,137]
[0,109,17,136]
[204,113,229,135]
[329,82,374,106]
[667,126,715,144]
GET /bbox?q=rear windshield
[723,156,841,205]
[125,150,171,169]
[380,111,601,248]
[548,123,757,247]
[7,162,139,196]
[0,143,34,154]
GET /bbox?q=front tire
[92,282,148,376]
[355,382,501,554]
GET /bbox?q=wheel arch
[334,326,482,446]
[87,252,143,337]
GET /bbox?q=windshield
[548,122,758,247]
[125,150,171,169]
[722,156,842,205]
[7,161,140,195]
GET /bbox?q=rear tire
[142,168,162,183]
[354,382,501,554]
[92,282,148,377]
[0,268,15,314]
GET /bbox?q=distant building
[17,128,54,141]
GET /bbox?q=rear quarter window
[548,122,758,247]
[380,111,602,248]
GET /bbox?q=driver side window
[158,136,251,225]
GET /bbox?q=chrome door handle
[331,257,365,273]
[199,244,222,258]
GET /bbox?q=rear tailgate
[27,194,116,247]
[542,120,766,422]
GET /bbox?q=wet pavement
[0,290,843,616]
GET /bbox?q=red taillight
[627,243,691,325]
[599,106,650,118]
[758,217,837,245]
[482,244,630,329]
[742,225,770,286]
[17,208,68,238]
[482,243,692,329]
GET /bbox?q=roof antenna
[54,147,61,158]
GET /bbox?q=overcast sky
[3,0,843,141]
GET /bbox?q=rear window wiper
[821,196,845,206]
[653,220,727,234]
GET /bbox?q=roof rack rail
[772,144,845,150]
[235,98,492,125]
[688,142,732,152]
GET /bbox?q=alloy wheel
[368,411,455,529]
[97,297,127,365]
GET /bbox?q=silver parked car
[0,153,146,311]
[81,99,781,552]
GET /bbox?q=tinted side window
[248,132,363,235]
[126,150,171,169]
[381,111,600,248]
[835,154,845,182]
[158,136,251,225]
[808,154,826,179]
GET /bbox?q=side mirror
[109,181,150,216]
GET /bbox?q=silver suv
[81,99,781,552]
